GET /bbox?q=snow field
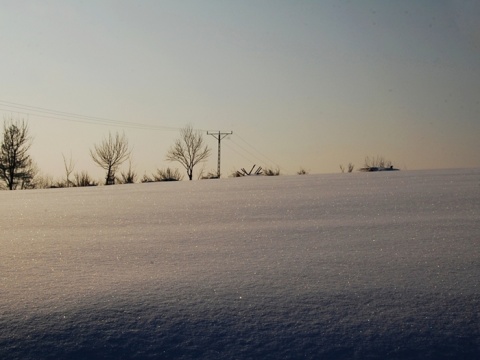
[1,169,479,359]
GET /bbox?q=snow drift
[1,169,479,359]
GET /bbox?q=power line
[0,100,181,131]
[229,137,285,172]
[0,108,179,131]
[0,99,283,173]
[0,100,121,121]
[223,141,257,164]
[228,138,266,165]
[235,132,281,168]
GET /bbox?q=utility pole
[207,130,232,178]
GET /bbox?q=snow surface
[1,168,479,359]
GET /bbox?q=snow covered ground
[1,168,479,359]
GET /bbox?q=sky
[0,0,479,181]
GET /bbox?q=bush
[340,163,354,173]
[263,167,280,176]
[118,161,137,184]
[201,172,219,180]
[142,168,184,182]
[30,173,55,189]
[74,171,98,187]
[231,165,263,177]
[359,156,398,172]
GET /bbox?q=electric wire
[234,132,281,168]
[227,138,270,167]
[0,100,181,131]
[0,99,281,171]
[223,140,257,165]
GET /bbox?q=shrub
[142,168,184,183]
[201,172,219,180]
[141,174,154,183]
[74,171,98,187]
[119,160,137,184]
[340,163,354,173]
[263,167,280,176]
[231,165,263,177]
[359,156,398,172]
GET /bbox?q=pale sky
[1,0,479,181]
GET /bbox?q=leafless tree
[90,132,131,185]
[0,118,35,190]
[166,125,211,180]
[62,153,76,187]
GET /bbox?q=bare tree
[0,118,35,190]
[90,132,131,185]
[62,153,76,187]
[166,125,211,180]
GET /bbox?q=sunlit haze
[1,0,479,181]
